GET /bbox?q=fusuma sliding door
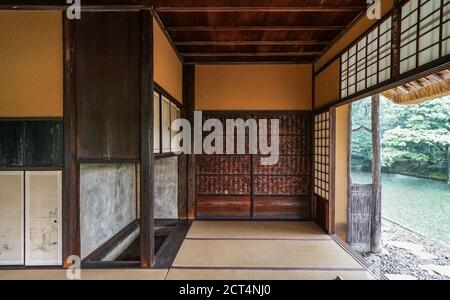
[0,171,24,265]
[0,171,62,266]
[25,171,62,266]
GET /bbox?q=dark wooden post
[371,94,382,254]
[140,9,154,268]
[62,14,80,268]
[183,65,196,219]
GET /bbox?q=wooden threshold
[153,220,192,269]
[82,220,139,263]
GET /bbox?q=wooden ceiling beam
[181,52,322,57]
[167,26,346,31]
[174,40,331,46]
[156,6,366,13]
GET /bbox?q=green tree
[351,95,450,180]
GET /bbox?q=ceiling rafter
[156,6,366,13]
[153,0,369,63]
[174,41,331,46]
[166,25,346,32]
[181,52,323,57]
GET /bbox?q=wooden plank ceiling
[154,0,368,63]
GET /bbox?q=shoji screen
[154,91,161,153]
[314,112,330,201]
[341,16,393,98]
[314,111,332,231]
[25,171,62,266]
[170,102,181,153]
[400,0,450,74]
[156,92,181,154]
[0,172,24,265]
[161,96,171,153]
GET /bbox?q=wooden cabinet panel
[0,121,24,167]
[0,120,62,167]
[0,172,24,265]
[195,112,312,220]
[24,121,62,167]
[253,196,310,219]
[25,171,62,266]
[196,195,251,219]
[75,12,141,160]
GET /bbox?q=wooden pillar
[371,94,382,254]
[178,64,195,220]
[183,65,196,219]
[346,103,353,243]
[62,15,80,268]
[140,9,154,268]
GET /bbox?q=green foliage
[351,95,450,179]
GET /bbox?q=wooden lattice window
[341,16,393,98]
[314,112,330,200]
[400,0,450,74]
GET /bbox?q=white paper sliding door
[171,103,181,153]
[154,91,161,153]
[0,171,24,266]
[25,171,62,266]
[162,96,171,153]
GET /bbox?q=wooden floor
[0,221,374,280]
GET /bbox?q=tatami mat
[167,221,373,280]
[0,269,168,280]
[186,221,329,240]
[172,239,363,269]
[166,269,374,280]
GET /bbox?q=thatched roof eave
[382,69,450,105]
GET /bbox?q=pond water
[352,170,450,247]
